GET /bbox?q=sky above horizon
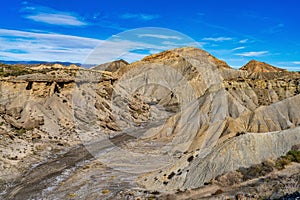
[0,0,300,70]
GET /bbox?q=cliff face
[0,47,299,199]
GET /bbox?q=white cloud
[232,46,245,51]
[26,13,86,26]
[137,34,182,40]
[202,37,232,42]
[23,5,86,26]
[84,39,182,64]
[236,51,268,57]
[161,41,204,47]
[120,13,160,21]
[239,39,248,43]
[0,29,100,63]
[272,62,300,71]
[0,28,201,64]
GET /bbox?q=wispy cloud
[272,61,300,71]
[84,27,202,64]
[84,38,195,64]
[232,46,245,51]
[202,37,232,42]
[137,34,181,40]
[239,39,248,44]
[3,49,28,54]
[236,51,268,57]
[120,13,160,21]
[0,29,99,62]
[0,28,200,64]
[27,13,86,26]
[23,5,87,26]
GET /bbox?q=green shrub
[275,150,300,169]
[287,150,300,163]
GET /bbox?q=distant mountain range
[1,59,298,72]
[0,60,81,66]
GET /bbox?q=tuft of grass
[275,157,291,170]
[101,189,110,194]
[68,193,76,198]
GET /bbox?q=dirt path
[3,144,93,199]
[2,119,170,200]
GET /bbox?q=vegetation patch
[237,150,300,181]
[286,150,300,162]
[275,150,300,170]
[0,63,33,77]
[101,189,110,194]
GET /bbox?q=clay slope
[138,89,300,192]
[78,47,300,192]
[1,47,299,199]
[0,64,150,181]
[125,48,300,191]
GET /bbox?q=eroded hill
[0,47,299,199]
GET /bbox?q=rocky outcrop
[0,47,299,199]
[91,59,129,72]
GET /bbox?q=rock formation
[0,47,299,199]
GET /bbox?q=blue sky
[0,0,300,70]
